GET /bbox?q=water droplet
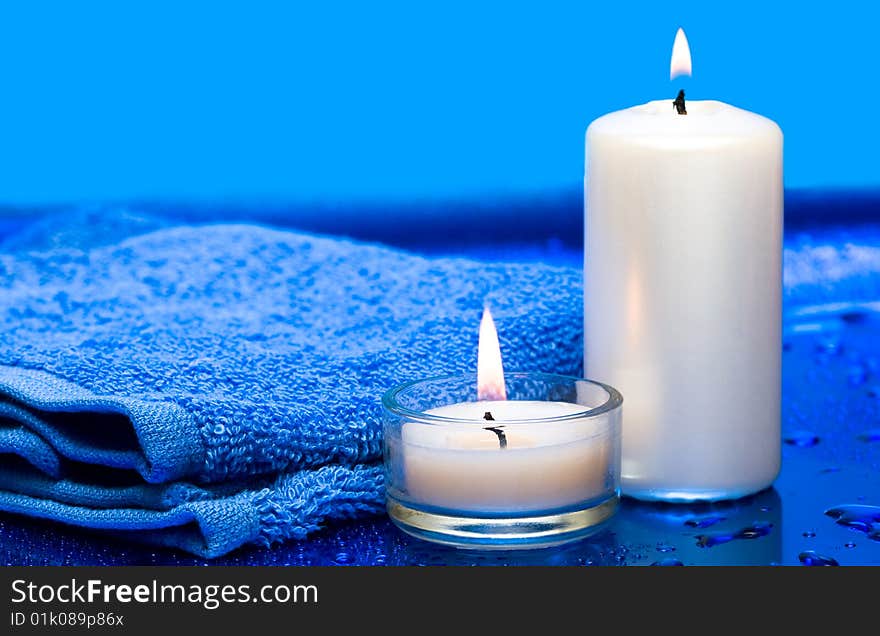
[824,504,880,541]
[656,544,676,553]
[760,506,772,512]
[684,516,726,529]
[784,431,820,447]
[696,522,773,548]
[651,558,683,566]
[840,310,869,324]
[845,542,857,549]
[783,341,792,352]
[799,551,839,566]
[739,522,774,539]
[803,531,816,538]
[334,551,352,564]
[815,338,842,355]
[857,429,880,442]
[848,365,869,386]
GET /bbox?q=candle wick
[673,89,687,115]
[482,412,507,449]
[484,426,508,449]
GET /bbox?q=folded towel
[784,227,880,307]
[0,214,582,556]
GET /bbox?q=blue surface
[0,2,879,205]
[1,200,879,565]
[1,295,878,565]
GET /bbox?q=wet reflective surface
[1,222,880,565]
[2,301,879,565]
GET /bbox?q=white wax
[585,100,783,501]
[396,401,613,513]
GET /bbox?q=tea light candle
[584,29,782,501]
[401,400,612,513]
[383,309,622,548]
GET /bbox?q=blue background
[0,1,877,206]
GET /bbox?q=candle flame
[670,27,692,80]
[477,307,507,401]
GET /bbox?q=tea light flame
[670,27,692,80]
[477,307,507,401]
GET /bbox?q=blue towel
[0,212,582,556]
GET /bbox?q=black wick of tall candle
[483,411,507,449]
[673,89,687,115]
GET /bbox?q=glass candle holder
[382,372,622,548]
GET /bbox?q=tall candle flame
[670,28,692,80]
[477,307,507,401]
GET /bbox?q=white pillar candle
[584,41,783,501]
[397,400,614,513]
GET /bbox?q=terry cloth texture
[783,227,880,306]
[0,212,583,557]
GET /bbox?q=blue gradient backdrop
[0,1,877,204]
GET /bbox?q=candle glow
[670,27,692,80]
[477,307,507,401]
